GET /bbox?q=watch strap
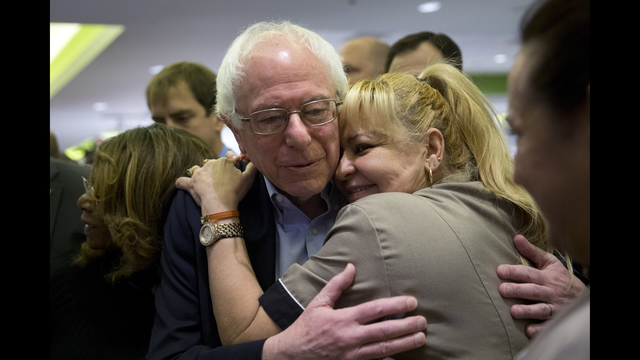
[201,210,240,224]
[213,222,244,239]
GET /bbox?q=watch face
[199,224,214,246]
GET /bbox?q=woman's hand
[176,157,258,214]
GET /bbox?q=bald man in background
[339,37,390,86]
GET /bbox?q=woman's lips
[83,223,96,236]
[342,184,378,202]
[347,184,374,194]
[81,213,101,235]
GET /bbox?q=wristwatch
[199,222,244,246]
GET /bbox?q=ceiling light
[93,102,109,112]
[418,1,441,13]
[50,22,125,99]
[493,54,508,64]
[50,23,81,63]
[148,65,164,75]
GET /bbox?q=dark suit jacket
[50,157,92,276]
[147,170,276,359]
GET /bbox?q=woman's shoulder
[346,181,493,212]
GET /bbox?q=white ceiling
[50,0,533,152]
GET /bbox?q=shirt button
[312,228,319,235]
[276,195,283,202]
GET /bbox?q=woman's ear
[424,128,445,172]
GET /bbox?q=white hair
[216,21,348,129]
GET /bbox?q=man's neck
[263,176,330,220]
[285,193,328,220]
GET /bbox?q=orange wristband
[200,210,239,224]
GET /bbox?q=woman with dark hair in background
[50,123,215,360]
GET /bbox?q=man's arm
[263,264,427,360]
[147,190,266,359]
[497,235,587,338]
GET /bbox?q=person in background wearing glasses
[50,123,215,360]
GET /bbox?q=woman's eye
[354,143,374,153]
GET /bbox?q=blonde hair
[75,123,216,283]
[341,62,551,259]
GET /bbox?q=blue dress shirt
[263,175,346,278]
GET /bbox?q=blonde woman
[180,63,553,359]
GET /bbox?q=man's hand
[497,235,587,338]
[263,263,427,360]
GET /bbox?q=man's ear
[222,116,246,155]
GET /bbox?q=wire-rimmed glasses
[236,98,342,135]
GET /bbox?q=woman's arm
[176,158,281,345]
[204,218,282,344]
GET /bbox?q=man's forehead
[238,43,334,110]
[249,31,302,53]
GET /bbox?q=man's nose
[283,113,312,150]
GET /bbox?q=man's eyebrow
[251,95,333,112]
[169,109,194,117]
[251,103,283,112]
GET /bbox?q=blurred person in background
[50,123,215,360]
[385,31,463,75]
[504,0,590,358]
[339,36,390,86]
[147,61,233,158]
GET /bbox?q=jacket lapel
[239,171,277,291]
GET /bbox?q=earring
[429,169,433,187]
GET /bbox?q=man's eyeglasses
[236,98,342,135]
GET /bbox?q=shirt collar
[263,175,340,223]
